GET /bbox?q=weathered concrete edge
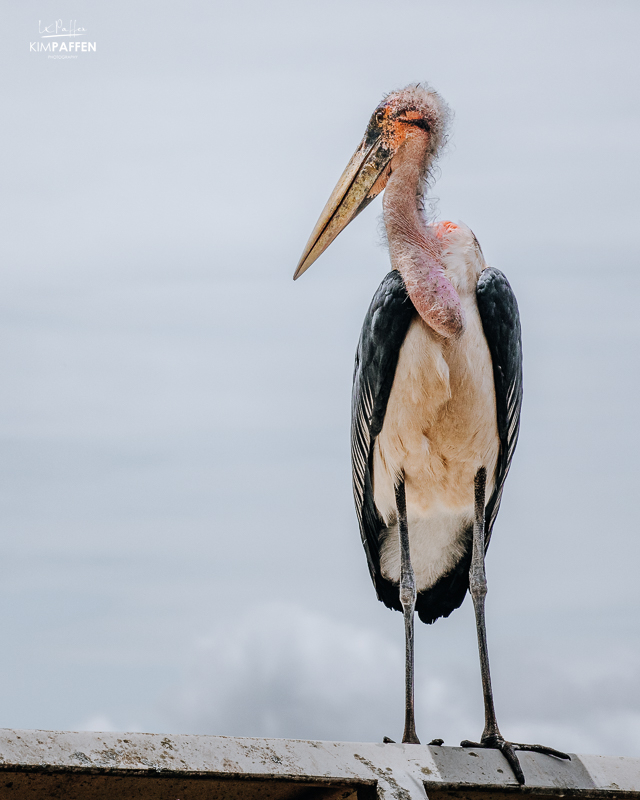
[0,729,637,795]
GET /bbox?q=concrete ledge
[0,729,637,799]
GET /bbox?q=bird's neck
[383,136,465,338]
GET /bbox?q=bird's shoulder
[356,271,412,353]
[353,270,415,436]
[476,267,520,324]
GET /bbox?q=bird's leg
[460,467,570,784]
[470,467,500,742]
[395,477,420,745]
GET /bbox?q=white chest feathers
[374,222,500,592]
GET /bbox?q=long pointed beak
[293,132,393,280]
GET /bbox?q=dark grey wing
[352,270,415,612]
[476,266,523,548]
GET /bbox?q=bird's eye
[375,109,385,125]
[405,118,430,132]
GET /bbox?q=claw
[497,740,525,785]
[460,737,524,784]
[460,736,570,785]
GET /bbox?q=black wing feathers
[475,267,523,547]
[351,270,414,611]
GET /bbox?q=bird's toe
[513,742,571,760]
[495,739,525,785]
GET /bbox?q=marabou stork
[293,84,569,784]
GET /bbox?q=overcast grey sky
[1,0,639,756]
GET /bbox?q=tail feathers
[375,524,473,625]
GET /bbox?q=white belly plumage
[372,286,500,593]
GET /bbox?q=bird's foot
[382,736,396,744]
[460,734,570,785]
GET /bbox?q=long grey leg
[469,467,501,741]
[461,467,570,784]
[395,477,420,745]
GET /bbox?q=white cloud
[160,604,640,758]
[164,603,404,742]
[498,645,640,756]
